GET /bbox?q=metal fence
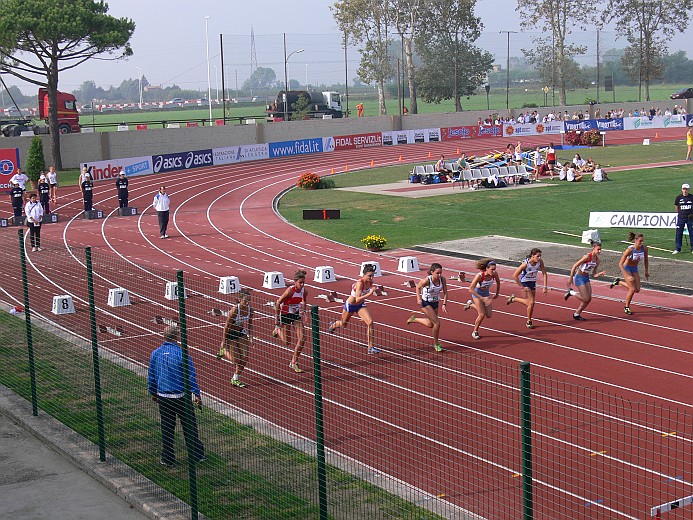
[1,228,692,519]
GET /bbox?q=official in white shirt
[24,192,44,251]
[152,186,171,239]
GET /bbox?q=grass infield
[278,140,693,259]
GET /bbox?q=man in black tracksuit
[10,181,24,217]
[82,173,94,213]
[116,171,129,208]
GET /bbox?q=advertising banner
[502,121,564,138]
[0,148,20,191]
[213,143,269,165]
[623,115,688,130]
[269,138,323,158]
[82,156,153,181]
[152,149,213,174]
[332,132,382,151]
[475,125,503,138]
[588,211,678,229]
[441,126,475,140]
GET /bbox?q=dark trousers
[675,217,693,252]
[84,197,93,212]
[41,200,50,215]
[118,191,128,208]
[27,222,41,248]
[158,396,204,464]
[158,210,169,236]
[12,205,22,218]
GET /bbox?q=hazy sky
[6,0,693,97]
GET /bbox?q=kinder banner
[623,115,688,131]
[332,132,382,151]
[589,211,678,229]
[0,148,20,191]
[502,121,564,138]
[82,156,153,181]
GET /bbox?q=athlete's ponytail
[627,231,643,242]
[428,262,442,275]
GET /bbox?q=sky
[5,0,693,98]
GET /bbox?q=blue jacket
[148,342,200,397]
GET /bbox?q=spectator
[583,157,596,173]
[435,154,453,182]
[148,325,205,467]
[592,164,610,182]
[573,154,587,171]
[566,163,583,182]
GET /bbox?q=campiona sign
[589,212,678,228]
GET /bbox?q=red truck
[0,88,80,137]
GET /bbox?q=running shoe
[471,331,480,340]
[434,343,443,352]
[573,313,586,321]
[31,247,37,252]
[36,247,43,252]
[272,326,281,338]
[506,294,515,305]
[526,321,534,329]
[464,300,473,311]
[624,307,633,315]
[328,321,336,333]
[216,347,226,359]
[231,379,247,388]
[564,289,572,301]
[610,277,620,289]
[164,234,169,238]
[407,315,416,325]
[289,362,303,373]
[367,346,380,354]
[672,250,680,255]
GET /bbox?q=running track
[1,126,692,519]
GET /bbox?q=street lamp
[136,67,143,109]
[283,33,304,122]
[205,16,213,125]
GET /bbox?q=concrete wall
[3,97,689,170]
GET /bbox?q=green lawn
[278,140,693,259]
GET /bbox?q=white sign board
[588,212,678,229]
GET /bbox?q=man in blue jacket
[148,325,205,466]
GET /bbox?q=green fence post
[86,247,106,462]
[311,305,328,520]
[177,271,198,520]
[520,361,533,519]
[18,229,38,416]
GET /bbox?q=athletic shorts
[280,312,301,325]
[624,264,638,274]
[225,329,246,342]
[472,288,491,299]
[421,300,439,310]
[573,273,590,287]
[344,302,364,313]
[521,281,537,291]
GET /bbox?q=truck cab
[38,88,80,134]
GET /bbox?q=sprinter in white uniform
[507,248,548,329]
[406,263,448,352]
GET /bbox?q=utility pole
[500,31,517,111]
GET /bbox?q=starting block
[452,271,467,282]
[218,276,240,294]
[263,271,285,289]
[316,291,343,303]
[153,316,178,326]
[97,324,124,336]
[118,207,138,216]
[397,256,420,273]
[44,213,59,223]
[373,285,388,296]
[402,280,416,288]
[210,308,229,317]
[84,209,104,220]
[107,287,131,307]
[164,281,187,300]
[314,266,335,283]
[0,218,7,227]
[52,295,75,315]
[360,261,382,277]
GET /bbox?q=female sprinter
[218,289,254,387]
[275,270,308,373]
[610,232,649,315]
[406,263,448,351]
[464,259,501,339]
[507,248,548,329]
[565,240,606,321]
[329,264,379,354]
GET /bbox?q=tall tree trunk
[377,81,387,115]
[405,38,417,114]
[47,62,63,170]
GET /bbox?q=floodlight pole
[283,33,304,122]
[500,30,517,111]
[205,16,213,125]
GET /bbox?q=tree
[25,136,46,186]
[242,67,277,92]
[603,0,691,101]
[390,0,422,114]
[620,40,666,96]
[415,0,492,111]
[332,0,393,115]
[662,51,693,85]
[523,40,589,93]
[0,0,134,169]
[516,0,597,106]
